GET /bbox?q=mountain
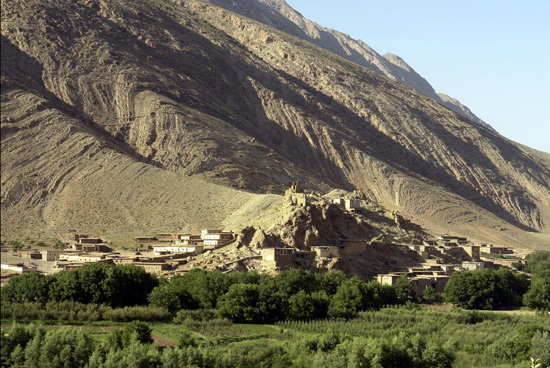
[206,0,493,131]
[1,0,549,248]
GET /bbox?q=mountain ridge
[206,0,493,130]
[1,0,549,248]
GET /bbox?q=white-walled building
[152,245,204,256]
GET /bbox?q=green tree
[48,271,83,302]
[75,263,111,304]
[288,290,330,320]
[0,324,37,367]
[422,286,443,303]
[175,269,231,309]
[328,277,367,318]
[445,269,528,310]
[218,283,262,323]
[1,272,52,303]
[395,274,415,301]
[315,270,347,296]
[274,269,319,297]
[365,280,399,309]
[148,274,200,311]
[23,328,94,368]
[524,270,550,310]
[101,264,158,307]
[525,251,550,276]
[148,286,182,313]
[257,275,287,322]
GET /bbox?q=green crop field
[3,306,548,368]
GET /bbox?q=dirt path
[420,305,538,315]
[151,334,179,347]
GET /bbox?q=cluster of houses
[2,230,238,276]
[1,186,523,296]
[375,235,522,295]
[258,232,522,297]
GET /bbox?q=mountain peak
[207,0,492,130]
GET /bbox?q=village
[0,184,527,296]
[1,230,524,297]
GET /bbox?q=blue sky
[286,0,550,153]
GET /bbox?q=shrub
[103,306,172,322]
[531,330,550,368]
[173,309,219,323]
[121,321,153,347]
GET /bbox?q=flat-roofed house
[201,229,223,236]
[462,246,480,261]
[157,233,175,242]
[134,237,157,244]
[339,240,367,255]
[261,248,294,269]
[312,246,340,258]
[59,253,107,263]
[41,250,70,262]
[332,198,345,206]
[490,258,523,268]
[181,234,202,240]
[1,263,35,273]
[377,274,401,286]
[345,198,362,213]
[134,262,171,274]
[292,250,316,263]
[411,276,449,295]
[462,261,485,271]
[152,245,203,256]
[21,251,42,259]
[79,237,102,244]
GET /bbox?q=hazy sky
[286,0,549,153]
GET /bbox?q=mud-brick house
[21,251,42,259]
[339,240,367,255]
[41,250,69,262]
[134,237,157,244]
[312,246,340,258]
[134,262,171,274]
[490,258,523,268]
[157,233,175,243]
[462,245,480,261]
[333,197,362,214]
[292,250,316,264]
[462,261,485,271]
[261,248,294,269]
[480,244,514,255]
[411,276,449,295]
[377,273,401,286]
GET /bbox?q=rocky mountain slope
[206,0,492,130]
[1,0,549,247]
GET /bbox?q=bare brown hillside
[1,0,549,247]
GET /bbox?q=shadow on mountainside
[3,0,545,233]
